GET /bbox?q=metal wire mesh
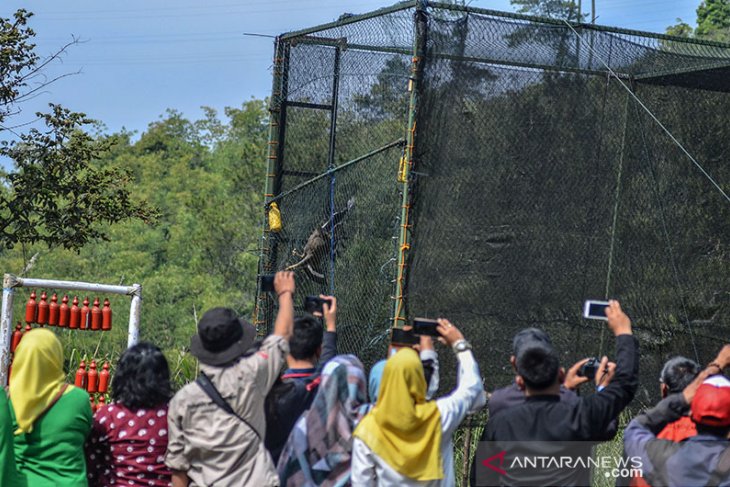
[258,1,730,404]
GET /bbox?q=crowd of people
[0,270,727,486]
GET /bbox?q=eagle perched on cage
[286,197,355,282]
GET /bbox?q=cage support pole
[256,38,289,332]
[128,284,142,348]
[327,46,342,295]
[392,0,428,328]
[0,277,15,386]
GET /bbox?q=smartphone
[583,300,609,321]
[391,328,420,347]
[304,295,332,314]
[260,274,275,293]
[413,317,441,337]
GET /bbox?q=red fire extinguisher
[69,297,80,329]
[75,360,87,389]
[87,360,99,393]
[98,362,110,394]
[25,291,37,325]
[91,298,102,331]
[58,295,70,328]
[37,291,49,326]
[80,297,90,331]
[102,299,112,331]
[10,323,22,353]
[48,293,59,326]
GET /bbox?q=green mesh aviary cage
[255,0,730,405]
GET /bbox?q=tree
[510,0,584,20]
[696,0,730,41]
[0,9,156,252]
[665,0,730,41]
[666,19,694,38]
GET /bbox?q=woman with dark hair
[86,342,173,487]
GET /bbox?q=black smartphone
[391,328,420,346]
[304,295,332,314]
[583,300,609,321]
[260,274,275,293]
[413,317,441,337]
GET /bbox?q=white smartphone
[583,300,610,320]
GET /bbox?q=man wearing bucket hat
[624,344,730,487]
[166,271,296,487]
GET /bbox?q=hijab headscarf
[277,355,367,486]
[357,359,386,417]
[353,347,443,481]
[9,329,72,434]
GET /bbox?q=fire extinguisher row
[77,360,113,412]
[24,290,113,330]
[75,359,111,394]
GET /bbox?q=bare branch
[19,36,82,82]
[19,252,39,277]
[15,70,82,103]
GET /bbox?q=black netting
[259,147,402,366]
[258,2,730,411]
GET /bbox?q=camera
[577,357,600,378]
[303,295,333,314]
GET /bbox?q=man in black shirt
[489,328,616,418]
[264,296,338,464]
[471,300,639,486]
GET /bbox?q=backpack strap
[196,372,261,441]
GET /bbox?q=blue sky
[5,0,699,136]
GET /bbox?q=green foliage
[696,0,730,41]
[0,9,156,251]
[510,0,584,20]
[0,9,38,120]
[665,0,730,41]
[0,100,270,356]
[1,105,158,250]
[666,19,694,38]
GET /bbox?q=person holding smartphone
[264,295,338,464]
[351,319,485,486]
[471,300,638,487]
[166,271,296,487]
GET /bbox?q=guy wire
[564,21,703,363]
[562,21,730,206]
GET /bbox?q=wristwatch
[452,340,472,353]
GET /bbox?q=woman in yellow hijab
[352,319,486,486]
[9,328,92,487]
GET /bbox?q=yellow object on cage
[268,202,282,232]
[398,154,408,183]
